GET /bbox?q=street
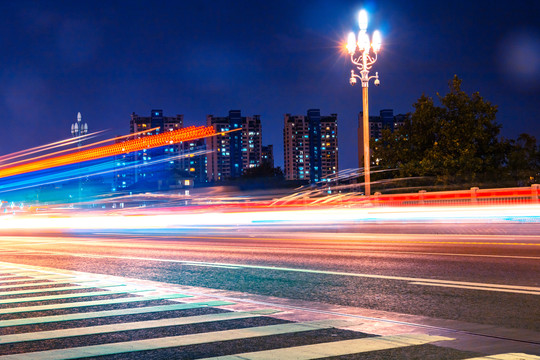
[0,220,539,358]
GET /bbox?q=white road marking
[409,282,540,296]
[200,334,455,360]
[0,310,279,344]
[2,249,537,296]
[0,319,360,360]
[463,353,540,359]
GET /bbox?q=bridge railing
[266,184,539,208]
[352,184,540,207]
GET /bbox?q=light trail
[0,204,538,231]
[3,232,540,255]
[0,127,162,170]
[0,126,215,179]
[0,150,211,194]
[0,132,102,164]
[4,238,539,260]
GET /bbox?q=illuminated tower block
[283,109,338,183]
[115,110,184,191]
[206,110,262,182]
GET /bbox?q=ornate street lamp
[70,112,88,147]
[70,112,88,205]
[346,9,381,196]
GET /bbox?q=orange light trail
[0,127,164,171]
[0,125,215,179]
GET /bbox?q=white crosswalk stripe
[200,334,455,360]
[463,354,540,360]
[1,262,538,359]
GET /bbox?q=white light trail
[0,204,538,231]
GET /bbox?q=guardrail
[369,184,539,207]
[267,184,539,208]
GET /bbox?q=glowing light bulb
[358,10,368,31]
[358,31,370,51]
[372,30,382,52]
[346,32,356,54]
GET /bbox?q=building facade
[206,110,262,182]
[283,109,338,183]
[178,138,207,185]
[261,145,274,168]
[130,110,183,134]
[114,110,184,191]
[358,109,407,168]
[320,113,339,180]
[242,115,262,170]
[284,114,310,181]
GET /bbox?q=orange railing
[368,185,539,207]
[266,185,539,208]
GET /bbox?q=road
[0,220,539,358]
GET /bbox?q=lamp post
[346,9,381,197]
[70,112,88,205]
[70,112,88,147]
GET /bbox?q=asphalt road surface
[0,220,539,358]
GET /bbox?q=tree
[373,75,503,185]
[506,133,539,185]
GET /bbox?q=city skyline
[1,1,539,170]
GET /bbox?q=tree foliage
[505,133,539,185]
[372,75,538,186]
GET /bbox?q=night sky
[1,0,539,170]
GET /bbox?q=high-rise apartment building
[261,145,274,168]
[130,110,183,134]
[206,110,262,182]
[358,109,408,169]
[284,114,310,181]
[242,115,262,170]
[284,109,338,183]
[178,138,207,185]
[114,110,183,191]
[321,114,339,180]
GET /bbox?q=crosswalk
[0,262,538,359]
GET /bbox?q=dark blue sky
[1,0,539,169]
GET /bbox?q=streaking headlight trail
[0,204,538,232]
[0,126,215,179]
